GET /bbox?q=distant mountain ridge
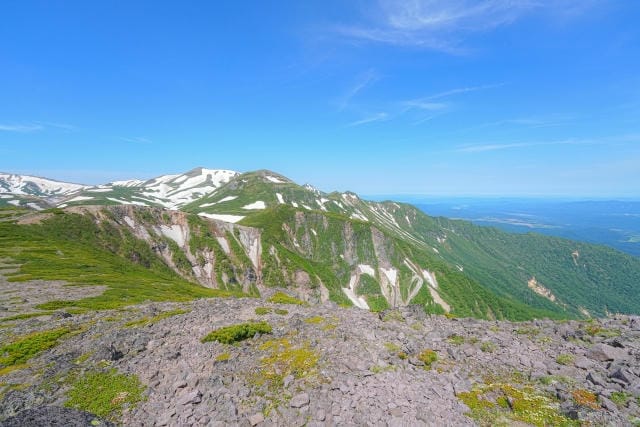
[2,167,640,319]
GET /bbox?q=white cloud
[0,123,43,132]
[337,0,598,51]
[456,134,640,153]
[347,112,389,127]
[339,69,379,111]
[120,137,152,144]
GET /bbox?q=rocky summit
[1,289,640,426]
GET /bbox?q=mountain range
[1,167,640,320]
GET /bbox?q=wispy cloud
[336,0,598,51]
[0,123,44,132]
[0,121,77,133]
[120,137,152,144]
[338,69,379,111]
[347,112,389,127]
[456,134,640,153]
[423,83,507,100]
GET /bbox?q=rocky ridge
[1,292,639,426]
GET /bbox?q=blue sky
[1,0,639,196]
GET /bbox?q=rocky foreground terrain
[1,290,640,426]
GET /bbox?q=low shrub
[201,321,272,344]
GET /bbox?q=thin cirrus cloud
[456,134,640,153]
[0,121,77,133]
[0,123,44,132]
[338,69,380,111]
[336,0,598,51]
[347,112,389,127]
[120,137,152,144]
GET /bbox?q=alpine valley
[1,167,639,320]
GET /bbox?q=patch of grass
[215,352,231,362]
[572,389,599,410]
[610,391,631,407]
[274,308,288,315]
[382,310,404,322]
[123,308,189,328]
[74,351,94,365]
[267,292,306,305]
[254,338,319,389]
[0,311,55,322]
[515,326,540,337]
[480,341,497,353]
[447,334,465,345]
[417,349,438,370]
[0,213,243,312]
[384,342,401,352]
[0,364,27,376]
[64,369,145,421]
[201,321,272,344]
[255,307,272,315]
[459,382,579,427]
[0,326,73,368]
[304,316,324,324]
[556,354,574,366]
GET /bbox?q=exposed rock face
[1,296,639,426]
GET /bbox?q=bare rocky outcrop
[1,295,639,426]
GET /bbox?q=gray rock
[587,344,627,362]
[290,393,310,408]
[248,413,264,426]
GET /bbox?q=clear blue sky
[1,1,639,196]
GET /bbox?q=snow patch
[27,203,43,211]
[242,200,266,210]
[266,176,284,184]
[276,193,285,204]
[123,216,136,228]
[216,236,230,254]
[302,204,313,210]
[380,267,397,285]
[291,202,299,208]
[8,200,20,206]
[358,264,375,277]
[342,274,370,310]
[198,213,245,223]
[218,196,237,203]
[159,224,188,247]
[107,198,147,206]
[310,228,317,236]
[66,196,94,203]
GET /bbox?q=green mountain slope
[2,168,640,320]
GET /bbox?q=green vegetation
[123,308,189,328]
[555,354,574,366]
[64,369,145,420]
[459,382,578,427]
[0,327,72,369]
[610,391,631,407]
[255,307,272,315]
[0,211,241,311]
[201,321,272,344]
[417,349,438,370]
[215,352,231,362]
[274,308,288,315]
[267,292,306,305]
[255,338,319,389]
[384,342,401,352]
[480,341,497,353]
[382,310,404,322]
[0,311,55,322]
[447,334,465,345]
